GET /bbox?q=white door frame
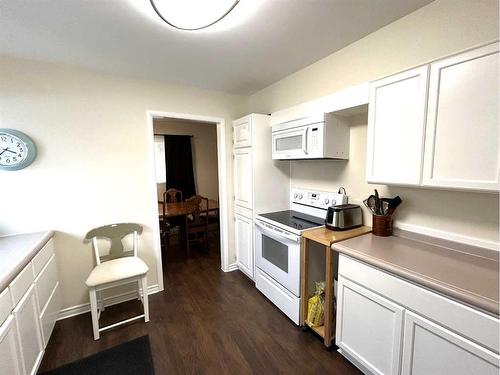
[146,110,230,291]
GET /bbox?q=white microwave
[271,113,349,160]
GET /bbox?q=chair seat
[86,257,149,287]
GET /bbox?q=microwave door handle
[255,221,300,243]
[302,127,308,155]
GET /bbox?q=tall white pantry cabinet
[367,41,499,192]
[232,114,290,280]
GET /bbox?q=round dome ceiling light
[150,0,240,31]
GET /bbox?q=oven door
[272,126,309,159]
[254,220,301,297]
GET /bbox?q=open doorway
[147,111,230,282]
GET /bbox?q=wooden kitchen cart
[300,226,371,348]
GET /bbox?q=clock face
[0,133,28,167]
[0,129,36,170]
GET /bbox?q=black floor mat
[40,336,154,375]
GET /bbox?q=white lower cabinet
[0,315,22,375]
[13,284,44,375]
[235,212,254,279]
[336,277,404,375]
[336,254,500,375]
[0,237,60,375]
[401,311,499,375]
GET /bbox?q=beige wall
[154,119,219,201]
[249,0,499,245]
[0,56,247,311]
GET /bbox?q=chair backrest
[85,223,143,265]
[164,188,183,203]
[186,195,209,222]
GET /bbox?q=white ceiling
[0,0,433,95]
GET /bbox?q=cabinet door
[0,315,22,375]
[13,285,43,375]
[367,66,429,185]
[233,116,252,148]
[235,213,254,279]
[402,311,499,375]
[336,276,404,375]
[423,42,499,191]
[233,148,253,209]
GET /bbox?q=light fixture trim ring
[150,0,240,31]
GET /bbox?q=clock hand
[3,148,16,154]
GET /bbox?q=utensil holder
[372,214,393,237]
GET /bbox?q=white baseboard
[57,284,160,321]
[394,221,500,251]
[223,262,238,272]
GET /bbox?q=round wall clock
[0,128,37,171]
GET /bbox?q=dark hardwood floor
[39,235,361,374]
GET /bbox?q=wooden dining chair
[164,188,183,203]
[84,223,149,340]
[162,188,184,248]
[186,195,209,253]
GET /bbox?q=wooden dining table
[158,199,219,218]
[158,199,219,254]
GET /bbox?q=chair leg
[89,287,100,340]
[141,275,150,322]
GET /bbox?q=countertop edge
[0,230,55,293]
[333,242,499,317]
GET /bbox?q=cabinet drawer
[32,238,54,277]
[35,254,58,313]
[339,254,499,353]
[0,288,12,327]
[9,263,34,306]
[40,282,61,348]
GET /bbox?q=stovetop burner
[258,210,323,231]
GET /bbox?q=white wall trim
[394,221,500,251]
[57,284,160,321]
[146,110,231,274]
[224,263,238,272]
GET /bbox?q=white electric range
[254,188,347,324]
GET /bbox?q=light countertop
[0,231,55,293]
[333,232,499,316]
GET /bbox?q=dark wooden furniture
[159,188,184,253]
[164,188,183,203]
[300,226,372,349]
[185,195,209,254]
[157,199,219,256]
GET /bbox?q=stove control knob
[298,194,303,199]
[293,193,298,199]
[331,199,336,206]
[324,198,330,205]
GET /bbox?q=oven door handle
[255,220,300,244]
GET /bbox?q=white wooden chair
[84,223,149,340]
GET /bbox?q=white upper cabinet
[367,66,429,185]
[367,41,499,191]
[233,116,252,148]
[233,148,253,209]
[423,42,499,191]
